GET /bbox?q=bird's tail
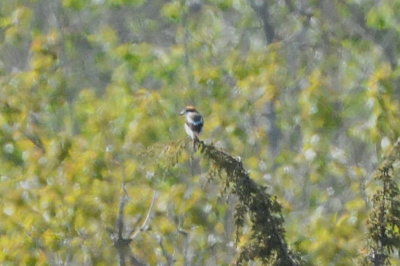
[193,136,199,151]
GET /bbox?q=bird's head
[180,105,197,115]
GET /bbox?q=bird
[180,105,203,150]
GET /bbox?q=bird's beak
[179,110,185,115]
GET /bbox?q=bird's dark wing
[186,113,203,133]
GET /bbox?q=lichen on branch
[196,140,301,265]
[362,139,400,265]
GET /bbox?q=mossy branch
[196,140,301,265]
[363,139,400,265]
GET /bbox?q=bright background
[0,0,399,264]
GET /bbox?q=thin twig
[130,191,158,240]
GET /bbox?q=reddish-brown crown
[184,105,197,112]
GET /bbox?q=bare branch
[248,0,275,44]
[158,236,175,266]
[117,183,129,240]
[113,183,149,266]
[130,191,158,240]
[177,219,190,266]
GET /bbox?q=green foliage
[0,0,400,265]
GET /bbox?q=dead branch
[113,185,157,266]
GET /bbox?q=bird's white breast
[184,123,196,139]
